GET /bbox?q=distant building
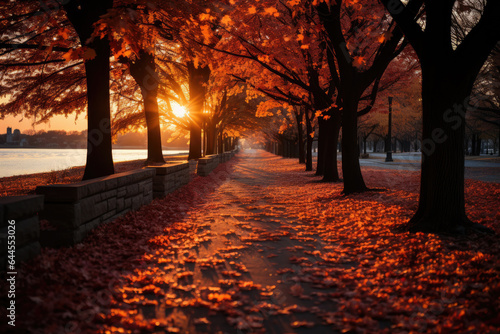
[6,127,13,143]
[4,127,22,145]
[13,129,21,141]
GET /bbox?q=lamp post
[385,96,394,162]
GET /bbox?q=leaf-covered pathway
[5,150,500,333]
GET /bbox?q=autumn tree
[207,0,342,179]
[103,4,169,164]
[380,0,500,233]
[60,0,116,179]
[186,62,210,159]
[0,0,117,180]
[103,1,205,163]
[316,0,407,193]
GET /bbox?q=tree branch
[379,0,425,57]
[0,43,71,52]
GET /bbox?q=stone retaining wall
[36,169,155,248]
[197,154,220,176]
[149,162,190,198]
[223,152,232,162]
[0,195,44,268]
[196,150,237,176]
[0,151,238,254]
[189,160,198,178]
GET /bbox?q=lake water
[0,148,188,178]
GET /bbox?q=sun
[171,102,188,118]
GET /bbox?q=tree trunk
[316,117,325,175]
[144,93,164,162]
[188,112,202,159]
[218,130,223,153]
[341,99,367,193]
[187,63,210,160]
[470,134,476,155]
[323,110,341,182]
[408,65,478,234]
[295,109,305,164]
[82,38,114,180]
[63,0,114,180]
[205,120,216,155]
[129,51,165,164]
[305,109,313,171]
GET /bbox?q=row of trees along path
[1,0,499,236]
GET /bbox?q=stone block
[79,196,97,223]
[124,198,132,209]
[115,169,153,187]
[107,197,117,211]
[132,194,143,210]
[0,196,44,226]
[101,210,117,222]
[78,179,106,198]
[103,177,118,191]
[116,198,125,212]
[40,202,81,229]
[143,188,152,198]
[79,197,107,223]
[143,193,153,205]
[126,184,139,197]
[142,181,153,195]
[117,186,127,198]
[137,180,151,193]
[94,200,108,217]
[101,189,117,200]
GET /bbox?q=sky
[0,100,188,135]
[0,94,87,134]
[0,113,87,134]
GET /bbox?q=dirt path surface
[5,150,499,334]
[104,151,341,333]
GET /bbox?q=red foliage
[1,152,499,333]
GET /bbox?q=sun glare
[171,102,188,118]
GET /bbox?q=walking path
[103,150,341,333]
[9,150,500,333]
[354,152,500,182]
